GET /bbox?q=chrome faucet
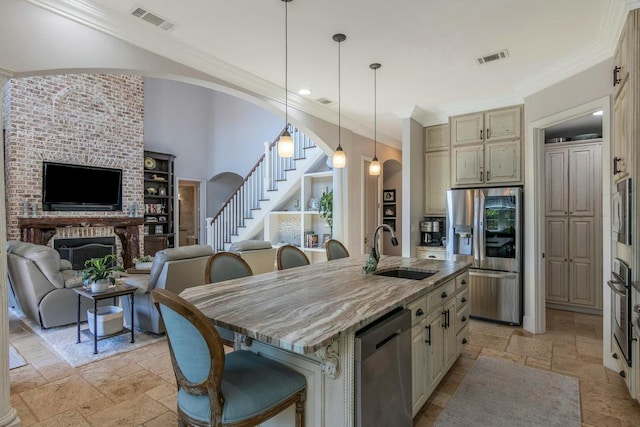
[363,224,399,273]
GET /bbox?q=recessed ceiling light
[298,89,311,96]
[592,110,603,116]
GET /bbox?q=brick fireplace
[3,74,145,259]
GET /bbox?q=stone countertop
[180,255,470,355]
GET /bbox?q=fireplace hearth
[54,237,116,270]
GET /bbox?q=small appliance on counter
[420,217,445,247]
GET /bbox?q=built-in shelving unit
[264,169,333,264]
[143,150,176,255]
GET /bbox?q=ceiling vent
[477,49,509,65]
[131,6,176,31]
[316,97,333,105]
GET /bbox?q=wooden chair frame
[276,245,310,270]
[324,239,350,261]
[204,252,254,284]
[152,289,306,427]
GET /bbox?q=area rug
[11,308,166,368]
[434,355,581,427]
[9,344,27,370]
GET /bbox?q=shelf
[143,150,175,255]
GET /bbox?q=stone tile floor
[9,308,640,426]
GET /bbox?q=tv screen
[42,162,123,211]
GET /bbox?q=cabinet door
[485,107,521,141]
[426,309,444,394]
[411,321,427,416]
[569,217,596,306]
[485,140,521,184]
[613,79,630,179]
[544,149,568,216]
[569,146,597,216]
[443,298,457,369]
[545,217,568,302]
[425,124,450,152]
[614,17,630,98]
[452,145,483,186]
[451,113,484,146]
[425,151,450,215]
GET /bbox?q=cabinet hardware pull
[446,309,451,328]
[480,129,483,140]
[480,170,483,181]
[619,370,626,378]
[461,297,467,303]
[416,308,424,317]
[613,353,619,359]
[425,325,431,345]
[461,280,466,285]
[441,291,448,298]
[613,156,621,175]
[428,255,436,258]
[462,338,468,344]
[462,316,467,322]
[441,310,447,327]
[486,128,490,139]
[613,66,622,86]
[487,171,491,181]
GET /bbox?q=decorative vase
[90,279,110,293]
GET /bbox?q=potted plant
[82,254,124,293]
[133,255,154,270]
[319,190,333,235]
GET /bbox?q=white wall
[402,118,425,258]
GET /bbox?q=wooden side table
[74,284,137,354]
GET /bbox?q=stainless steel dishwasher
[355,307,412,427]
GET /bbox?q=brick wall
[3,74,144,254]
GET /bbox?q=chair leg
[295,389,306,427]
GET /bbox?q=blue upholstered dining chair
[276,245,310,270]
[151,288,306,427]
[204,252,254,347]
[325,239,350,261]
[205,252,253,284]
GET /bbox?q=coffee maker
[420,217,445,246]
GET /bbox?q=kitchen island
[180,255,470,426]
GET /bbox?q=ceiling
[30,0,635,147]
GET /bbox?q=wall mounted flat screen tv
[42,162,123,211]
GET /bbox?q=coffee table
[74,284,137,354]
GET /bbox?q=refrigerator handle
[473,190,481,266]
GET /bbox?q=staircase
[206,125,325,251]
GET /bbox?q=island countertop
[180,255,470,355]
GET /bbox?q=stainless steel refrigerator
[446,187,522,325]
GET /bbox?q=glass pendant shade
[333,146,346,169]
[278,129,294,158]
[369,157,381,176]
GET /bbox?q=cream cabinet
[425,123,450,152]
[613,14,633,181]
[264,170,332,264]
[544,143,601,311]
[451,106,521,146]
[416,246,447,260]
[424,151,450,215]
[450,106,522,187]
[410,269,469,416]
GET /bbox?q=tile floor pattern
[8,309,640,426]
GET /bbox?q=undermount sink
[373,268,437,280]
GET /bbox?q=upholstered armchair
[123,244,214,334]
[6,240,109,328]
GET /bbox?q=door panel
[469,270,520,324]
[452,145,483,186]
[485,140,520,183]
[485,107,521,141]
[451,113,483,145]
[569,147,596,216]
[545,217,568,302]
[425,151,450,215]
[569,217,595,306]
[544,149,568,216]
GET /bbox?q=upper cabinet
[450,105,523,187]
[424,124,450,215]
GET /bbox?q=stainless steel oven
[612,178,631,245]
[609,258,632,366]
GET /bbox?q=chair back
[205,252,254,283]
[276,245,310,270]
[147,245,214,290]
[325,239,350,261]
[152,288,225,424]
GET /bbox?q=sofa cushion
[148,245,214,290]
[6,240,67,288]
[228,240,272,252]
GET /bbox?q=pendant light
[369,63,381,176]
[277,0,294,158]
[332,33,347,168]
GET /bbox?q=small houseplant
[82,254,124,292]
[133,255,154,270]
[319,190,333,235]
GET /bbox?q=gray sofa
[123,244,214,334]
[6,240,110,328]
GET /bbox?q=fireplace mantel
[18,216,144,268]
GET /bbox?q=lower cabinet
[410,269,469,417]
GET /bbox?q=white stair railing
[206,125,317,251]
